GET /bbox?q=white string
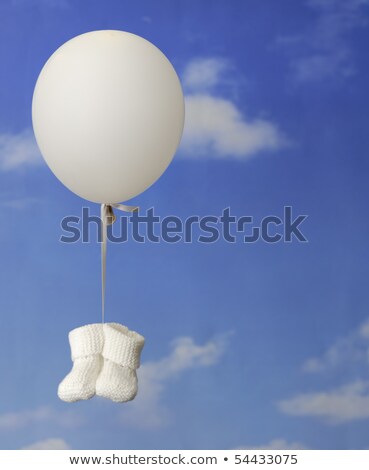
[101,203,139,324]
[101,204,107,324]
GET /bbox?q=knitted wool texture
[58,323,145,403]
[96,323,145,402]
[58,323,104,403]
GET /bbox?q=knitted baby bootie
[96,323,145,403]
[58,323,104,402]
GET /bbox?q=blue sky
[0,0,369,450]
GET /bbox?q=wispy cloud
[279,317,369,424]
[0,197,43,210]
[120,334,230,429]
[182,95,285,159]
[183,58,229,91]
[237,438,307,450]
[277,0,369,82]
[141,16,152,24]
[22,438,70,450]
[0,129,42,171]
[302,317,369,373]
[180,58,287,159]
[0,406,82,430]
[278,380,369,423]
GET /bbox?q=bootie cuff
[69,323,104,360]
[102,323,145,370]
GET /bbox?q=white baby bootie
[96,323,145,403]
[58,323,104,403]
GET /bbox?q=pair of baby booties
[58,322,145,403]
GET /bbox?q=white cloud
[0,129,42,171]
[141,16,152,24]
[279,318,369,424]
[0,407,52,429]
[182,94,286,159]
[0,197,43,210]
[180,58,287,159]
[22,438,70,450]
[359,318,369,339]
[183,58,228,91]
[278,380,369,423]
[278,0,369,82]
[237,438,307,450]
[120,334,229,429]
[293,51,354,82]
[302,317,369,373]
[0,406,82,430]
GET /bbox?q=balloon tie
[101,203,139,323]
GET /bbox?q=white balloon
[32,30,185,203]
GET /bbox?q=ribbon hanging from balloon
[100,203,138,323]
